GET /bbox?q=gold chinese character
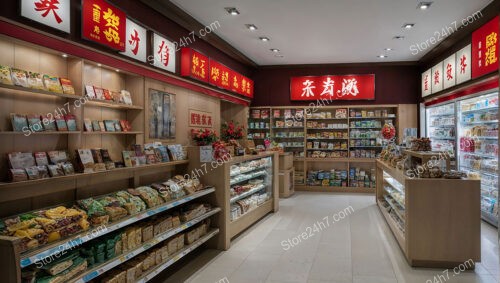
[486,32,497,48]
[103,28,120,43]
[233,76,239,89]
[92,4,101,23]
[486,45,497,66]
[103,8,120,30]
[211,67,220,81]
[222,71,229,86]
[93,25,100,34]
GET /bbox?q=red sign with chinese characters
[181,48,209,82]
[472,16,499,79]
[290,75,375,101]
[82,0,126,51]
[208,58,254,98]
[189,109,213,128]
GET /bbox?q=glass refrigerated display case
[426,102,456,168]
[457,92,499,226]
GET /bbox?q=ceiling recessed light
[403,23,415,29]
[224,7,240,15]
[270,48,280,53]
[393,35,405,40]
[61,54,68,58]
[245,24,257,31]
[115,69,120,72]
[259,37,270,42]
[97,63,102,67]
[384,48,394,51]
[377,55,388,58]
[417,2,433,10]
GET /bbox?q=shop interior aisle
[156,192,500,283]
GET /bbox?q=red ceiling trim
[424,76,499,106]
[0,20,249,106]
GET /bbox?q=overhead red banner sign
[82,0,126,51]
[181,48,209,82]
[208,58,254,98]
[290,75,375,101]
[472,16,499,79]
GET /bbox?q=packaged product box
[125,266,136,283]
[154,248,162,265]
[141,225,153,242]
[134,227,142,246]
[43,74,63,93]
[160,246,169,261]
[125,228,136,250]
[0,65,13,85]
[166,238,177,254]
[10,68,28,87]
[27,72,44,90]
[60,78,75,95]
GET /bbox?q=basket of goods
[381,123,396,140]
[410,138,432,151]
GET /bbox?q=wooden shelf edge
[377,201,406,252]
[0,131,81,135]
[82,131,143,135]
[0,83,83,100]
[85,99,143,110]
[295,185,374,193]
[229,199,273,238]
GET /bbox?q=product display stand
[376,159,481,267]
[187,148,279,250]
[248,105,418,194]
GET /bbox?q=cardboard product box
[160,246,169,261]
[125,266,136,283]
[142,225,153,242]
[125,228,136,250]
[154,248,163,265]
[279,153,293,170]
[185,228,200,245]
[167,238,178,254]
[135,227,142,246]
[279,167,295,198]
[176,234,185,250]
[171,215,181,227]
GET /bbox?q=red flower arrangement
[221,121,245,142]
[191,128,218,146]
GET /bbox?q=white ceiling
[169,0,493,65]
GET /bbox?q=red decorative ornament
[381,123,396,140]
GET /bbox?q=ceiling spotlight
[245,24,257,31]
[418,2,433,10]
[403,23,415,29]
[393,35,405,40]
[377,55,388,58]
[97,63,102,67]
[115,69,120,72]
[270,48,280,53]
[384,48,394,51]
[61,54,68,58]
[225,7,240,15]
[259,37,270,42]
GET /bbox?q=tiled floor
[173,192,500,283]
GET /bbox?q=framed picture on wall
[147,89,176,142]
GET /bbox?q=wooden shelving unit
[376,159,481,267]
[0,35,225,282]
[247,105,411,193]
[187,148,279,249]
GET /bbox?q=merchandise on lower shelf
[307,121,348,129]
[307,131,348,139]
[349,149,377,158]
[306,169,348,187]
[306,141,348,150]
[230,192,271,221]
[349,167,376,188]
[307,150,349,158]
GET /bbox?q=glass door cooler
[457,92,499,226]
[426,102,456,169]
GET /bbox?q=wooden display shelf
[295,185,373,193]
[82,131,143,135]
[377,201,405,249]
[84,99,144,110]
[0,131,81,135]
[376,160,481,268]
[230,199,273,238]
[135,229,220,283]
[71,208,221,283]
[187,148,279,250]
[0,160,189,202]
[0,83,84,100]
